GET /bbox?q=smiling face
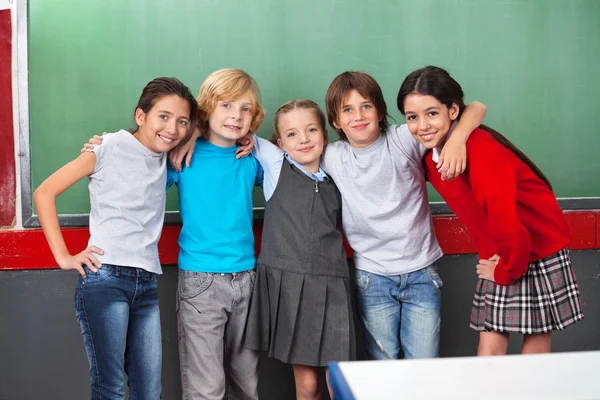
[403,93,459,150]
[276,108,326,173]
[332,89,382,148]
[206,93,254,147]
[134,94,191,153]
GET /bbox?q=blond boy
[168,69,265,400]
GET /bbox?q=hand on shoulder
[80,132,109,153]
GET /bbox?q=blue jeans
[354,265,442,360]
[75,264,162,400]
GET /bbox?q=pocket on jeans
[425,265,443,291]
[81,265,114,287]
[178,270,214,299]
[354,269,372,293]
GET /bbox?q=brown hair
[325,71,391,141]
[196,68,266,138]
[134,77,198,145]
[271,99,328,148]
[397,65,553,190]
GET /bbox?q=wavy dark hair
[397,66,553,190]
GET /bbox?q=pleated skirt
[470,248,583,334]
[244,263,356,367]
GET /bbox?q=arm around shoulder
[253,135,284,167]
[438,101,487,179]
[169,127,201,171]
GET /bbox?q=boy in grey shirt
[323,71,486,360]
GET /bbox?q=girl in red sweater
[396,65,583,355]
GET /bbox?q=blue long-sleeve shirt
[167,138,264,273]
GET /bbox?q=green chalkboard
[29,0,600,216]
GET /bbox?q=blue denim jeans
[354,265,442,360]
[75,264,162,400]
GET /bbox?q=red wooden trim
[596,212,600,248]
[564,211,596,250]
[433,216,478,255]
[1,228,89,270]
[1,211,598,270]
[0,9,16,227]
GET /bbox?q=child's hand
[476,254,500,282]
[80,133,107,153]
[436,135,467,180]
[57,246,104,278]
[169,137,196,171]
[235,134,255,159]
[169,127,200,171]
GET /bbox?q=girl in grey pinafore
[245,157,356,366]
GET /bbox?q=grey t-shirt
[88,130,167,274]
[322,124,443,276]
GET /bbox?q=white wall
[0,0,14,10]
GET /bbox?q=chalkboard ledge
[23,198,600,228]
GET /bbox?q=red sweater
[425,128,571,285]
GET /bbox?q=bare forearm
[34,188,70,263]
[454,101,487,141]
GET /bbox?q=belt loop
[115,266,121,277]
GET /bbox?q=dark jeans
[75,264,162,400]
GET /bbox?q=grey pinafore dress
[244,158,356,366]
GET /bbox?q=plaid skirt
[470,248,583,334]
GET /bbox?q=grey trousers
[177,269,259,400]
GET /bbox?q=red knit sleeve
[469,144,531,285]
[425,154,496,259]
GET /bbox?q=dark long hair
[397,66,553,191]
[134,77,198,145]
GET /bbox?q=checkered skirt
[470,248,583,334]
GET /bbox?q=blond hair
[196,68,266,137]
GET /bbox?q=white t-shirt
[88,130,167,274]
[322,124,443,275]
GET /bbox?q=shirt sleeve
[87,133,116,176]
[469,146,531,285]
[425,154,497,259]
[321,142,339,177]
[389,124,426,164]
[254,160,265,188]
[252,135,283,200]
